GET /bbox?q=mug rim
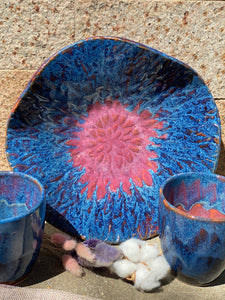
[0,171,45,224]
[160,172,225,223]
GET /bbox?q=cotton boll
[148,255,171,281]
[119,238,143,263]
[134,263,151,290]
[111,259,136,278]
[142,280,161,292]
[139,271,161,292]
[139,242,160,263]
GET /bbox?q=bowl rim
[4,37,221,241]
[160,172,225,223]
[7,36,217,131]
[0,171,45,224]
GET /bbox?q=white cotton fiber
[111,259,136,278]
[148,255,170,280]
[139,271,161,292]
[119,238,143,263]
[139,242,160,263]
[112,238,171,292]
[135,257,170,292]
[134,263,151,290]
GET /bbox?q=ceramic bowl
[159,172,225,285]
[6,37,221,243]
[0,171,45,284]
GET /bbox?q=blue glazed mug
[0,171,45,284]
[159,172,225,285]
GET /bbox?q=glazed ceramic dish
[0,172,45,284]
[159,172,225,285]
[6,37,221,243]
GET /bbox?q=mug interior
[162,173,225,220]
[0,172,44,223]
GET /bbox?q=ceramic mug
[0,171,45,284]
[159,172,225,285]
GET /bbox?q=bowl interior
[6,37,221,242]
[0,172,43,222]
[163,173,225,219]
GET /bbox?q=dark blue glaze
[159,172,225,285]
[0,172,45,284]
[6,37,221,243]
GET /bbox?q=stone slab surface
[0,1,75,69]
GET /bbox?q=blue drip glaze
[6,37,221,242]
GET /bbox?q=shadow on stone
[216,141,225,176]
[18,232,65,287]
[203,269,225,287]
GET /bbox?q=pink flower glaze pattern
[66,100,166,199]
[6,37,221,242]
[177,203,225,219]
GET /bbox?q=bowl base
[176,272,215,287]
[0,271,30,286]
